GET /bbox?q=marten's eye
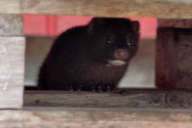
[106,40,112,45]
[127,39,136,47]
[127,42,131,46]
[105,37,114,46]
[104,35,115,47]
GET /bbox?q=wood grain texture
[21,0,192,18]
[0,14,23,36]
[156,28,177,89]
[0,0,21,14]
[159,19,192,28]
[24,90,192,108]
[1,109,192,128]
[156,27,192,89]
[0,37,25,108]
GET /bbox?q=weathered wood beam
[0,14,23,36]
[156,27,192,89]
[0,14,25,108]
[21,0,192,18]
[159,19,192,28]
[0,0,21,14]
[1,108,192,128]
[0,37,25,108]
[24,90,192,108]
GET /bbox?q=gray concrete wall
[25,37,54,86]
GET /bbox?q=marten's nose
[114,49,129,60]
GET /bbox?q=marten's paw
[76,83,115,92]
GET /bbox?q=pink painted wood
[24,15,157,39]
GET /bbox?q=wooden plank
[0,14,23,36]
[21,0,192,18]
[0,37,25,108]
[156,28,177,89]
[1,109,192,128]
[156,27,192,89]
[24,90,192,108]
[159,19,192,28]
[0,0,21,14]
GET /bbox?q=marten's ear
[88,17,105,33]
[131,21,140,33]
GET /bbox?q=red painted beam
[24,15,157,39]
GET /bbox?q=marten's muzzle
[114,49,129,60]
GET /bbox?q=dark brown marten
[38,17,140,91]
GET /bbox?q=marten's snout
[114,49,129,60]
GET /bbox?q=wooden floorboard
[24,90,192,108]
[0,107,192,128]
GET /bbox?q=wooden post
[0,0,21,14]
[156,20,192,89]
[0,15,25,108]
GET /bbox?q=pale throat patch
[107,60,127,66]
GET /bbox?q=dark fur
[38,17,140,91]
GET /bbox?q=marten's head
[86,17,140,66]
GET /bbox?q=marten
[38,17,140,92]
